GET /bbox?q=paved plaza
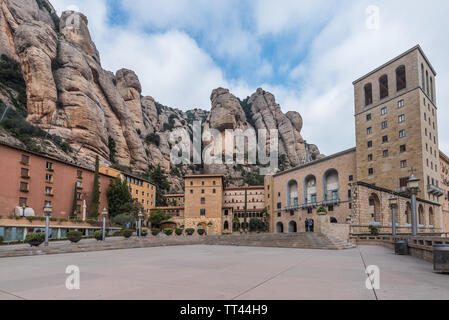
[0,245,448,300]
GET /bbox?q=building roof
[353,45,436,85]
[184,174,225,178]
[440,150,449,164]
[225,186,264,191]
[165,194,184,197]
[0,140,110,176]
[274,148,356,178]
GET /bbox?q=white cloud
[50,0,449,155]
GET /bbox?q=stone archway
[288,221,297,233]
[276,222,284,233]
[369,193,381,223]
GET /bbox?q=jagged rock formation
[0,0,324,192]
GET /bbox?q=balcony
[428,184,444,197]
[322,192,340,206]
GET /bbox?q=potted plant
[94,230,104,241]
[317,207,328,215]
[185,228,195,236]
[163,228,174,236]
[25,233,45,247]
[141,229,148,237]
[122,229,133,238]
[151,228,160,236]
[175,228,183,236]
[369,225,380,236]
[67,231,83,243]
[197,228,206,236]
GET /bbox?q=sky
[51,0,449,156]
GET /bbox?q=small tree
[148,165,170,206]
[89,155,100,218]
[107,176,133,217]
[148,209,171,229]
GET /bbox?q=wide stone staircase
[204,233,356,250]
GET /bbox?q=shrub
[122,229,133,238]
[197,228,206,236]
[175,228,183,236]
[317,207,328,214]
[145,133,160,146]
[86,219,98,224]
[369,225,380,236]
[113,231,122,237]
[163,228,174,236]
[151,228,160,236]
[94,230,103,241]
[185,228,195,236]
[25,232,45,244]
[67,231,83,243]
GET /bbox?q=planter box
[28,241,43,247]
[433,245,449,273]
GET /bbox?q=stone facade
[440,151,449,232]
[353,46,441,203]
[265,149,357,234]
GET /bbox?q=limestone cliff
[0,0,324,192]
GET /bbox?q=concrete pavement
[0,245,448,300]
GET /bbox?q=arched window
[421,64,425,91]
[418,205,425,226]
[288,221,297,233]
[224,221,229,230]
[323,169,339,203]
[287,180,299,208]
[429,207,435,227]
[304,175,317,204]
[426,71,430,96]
[430,77,434,102]
[405,202,411,225]
[364,83,373,106]
[379,75,389,99]
[276,222,284,233]
[369,193,381,223]
[396,65,406,91]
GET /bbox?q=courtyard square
[0,245,448,300]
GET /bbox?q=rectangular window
[400,160,408,168]
[45,187,53,195]
[367,141,373,148]
[398,114,405,123]
[277,202,282,209]
[21,155,30,165]
[366,114,372,121]
[400,145,407,153]
[76,192,82,200]
[348,190,352,200]
[399,130,406,138]
[367,127,372,135]
[201,198,205,204]
[46,174,53,183]
[21,168,29,178]
[400,177,409,187]
[368,154,373,162]
[382,135,388,143]
[19,197,27,207]
[398,100,404,108]
[368,168,374,175]
[76,181,82,188]
[20,182,28,192]
[200,209,206,216]
[381,121,388,129]
[383,150,389,158]
[349,175,354,182]
[381,107,387,116]
[190,189,193,194]
[46,162,53,170]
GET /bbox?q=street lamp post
[102,208,108,241]
[407,174,420,237]
[43,203,53,246]
[389,195,398,236]
[138,210,143,238]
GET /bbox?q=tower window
[396,65,406,91]
[366,113,372,121]
[364,83,373,106]
[368,154,373,162]
[398,100,404,108]
[368,168,374,175]
[381,107,387,116]
[382,136,388,144]
[399,130,406,138]
[400,145,406,153]
[379,75,389,99]
[400,160,408,169]
[367,127,372,135]
[398,114,405,123]
[383,150,389,158]
[367,141,373,148]
[381,121,388,129]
